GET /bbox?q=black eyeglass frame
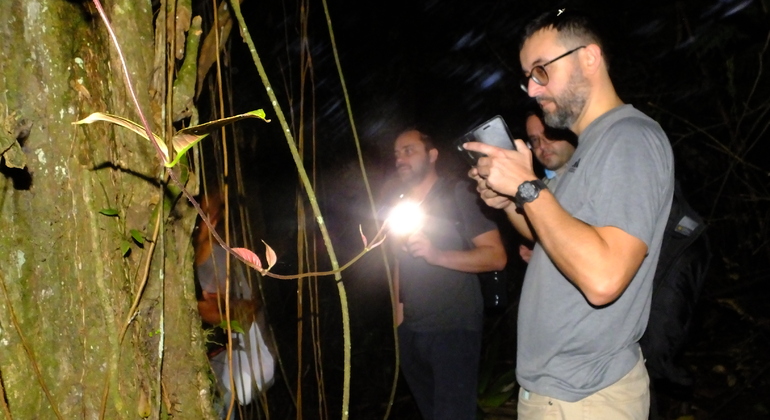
[520,45,586,93]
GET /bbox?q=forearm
[523,191,645,305]
[198,299,225,325]
[433,246,506,273]
[504,204,534,241]
[198,295,258,325]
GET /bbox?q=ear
[428,148,438,164]
[581,44,603,75]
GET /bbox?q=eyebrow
[522,54,551,73]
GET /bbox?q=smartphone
[454,115,516,166]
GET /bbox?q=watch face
[521,182,537,200]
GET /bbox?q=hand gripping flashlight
[386,200,424,237]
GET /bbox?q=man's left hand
[464,140,537,197]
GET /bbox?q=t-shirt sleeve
[454,179,498,240]
[579,118,673,247]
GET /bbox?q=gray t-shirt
[397,178,497,332]
[517,105,674,401]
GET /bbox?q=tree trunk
[0,0,212,418]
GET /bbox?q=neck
[555,164,570,178]
[571,79,624,135]
[407,170,439,201]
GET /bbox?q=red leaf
[232,247,262,270]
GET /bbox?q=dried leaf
[195,0,242,98]
[232,247,262,270]
[175,0,193,60]
[137,389,151,418]
[262,240,277,269]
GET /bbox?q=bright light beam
[387,201,424,236]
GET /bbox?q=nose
[527,80,545,98]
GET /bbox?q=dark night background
[190,0,770,418]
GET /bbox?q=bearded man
[389,128,506,420]
[465,10,674,420]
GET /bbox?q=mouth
[537,97,555,108]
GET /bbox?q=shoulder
[602,107,668,146]
[590,108,672,165]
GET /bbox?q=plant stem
[228,2,351,418]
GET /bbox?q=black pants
[398,325,482,420]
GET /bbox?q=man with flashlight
[390,128,506,420]
[465,9,674,420]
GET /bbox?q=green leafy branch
[73,110,268,168]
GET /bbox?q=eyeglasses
[520,46,586,93]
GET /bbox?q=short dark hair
[520,9,609,67]
[398,127,437,151]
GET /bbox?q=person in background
[194,188,275,419]
[519,108,577,264]
[389,128,506,420]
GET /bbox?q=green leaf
[99,208,119,217]
[130,229,144,245]
[477,389,516,409]
[218,320,245,335]
[120,240,131,257]
[73,112,169,161]
[165,110,269,168]
[73,110,269,168]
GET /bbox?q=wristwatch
[515,179,547,209]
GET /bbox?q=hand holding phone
[454,115,516,166]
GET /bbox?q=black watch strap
[514,179,548,209]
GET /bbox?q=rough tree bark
[0,0,213,418]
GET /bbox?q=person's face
[394,130,436,185]
[520,29,590,130]
[526,114,576,171]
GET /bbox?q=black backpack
[640,181,712,387]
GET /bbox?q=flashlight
[387,200,424,236]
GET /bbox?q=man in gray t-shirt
[466,10,673,420]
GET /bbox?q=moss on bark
[0,0,210,418]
